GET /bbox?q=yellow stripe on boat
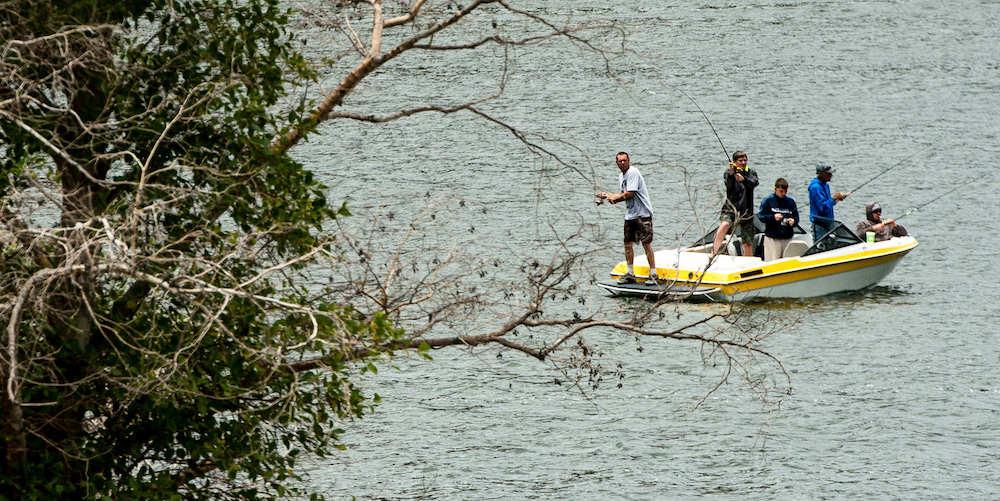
[610,237,917,295]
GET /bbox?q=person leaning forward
[856,201,908,242]
[757,177,799,261]
[713,150,759,256]
[596,151,660,285]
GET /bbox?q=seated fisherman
[855,202,908,242]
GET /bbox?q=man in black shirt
[712,150,759,256]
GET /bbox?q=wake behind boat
[597,221,917,302]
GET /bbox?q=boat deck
[652,249,763,273]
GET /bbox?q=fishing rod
[844,145,935,196]
[597,86,731,209]
[894,177,977,221]
[676,88,730,163]
[628,49,732,163]
[639,87,730,163]
[595,87,729,208]
[799,146,935,211]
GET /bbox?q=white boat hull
[601,236,918,302]
[715,254,903,301]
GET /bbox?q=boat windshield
[802,221,863,256]
[689,218,806,247]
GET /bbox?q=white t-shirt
[619,167,653,220]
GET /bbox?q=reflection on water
[743,284,915,310]
[848,284,913,302]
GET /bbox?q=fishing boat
[597,220,918,301]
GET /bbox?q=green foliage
[0,0,396,498]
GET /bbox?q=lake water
[292,1,1000,498]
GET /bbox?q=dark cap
[815,164,834,174]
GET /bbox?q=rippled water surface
[292,1,1000,498]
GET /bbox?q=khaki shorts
[624,217,653,244]
[720,213,756,244]
[763,236,791,261]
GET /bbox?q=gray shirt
[619,167,653,220]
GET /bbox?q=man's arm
[609,190,633,204]
[597,190,633,204]
[723,169,737,191]
[757,197,772,223]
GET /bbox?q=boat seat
[727,239,740,256]
[784,240,809,258]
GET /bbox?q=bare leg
[742,241,753,257]
[712,221,731,254]
[624,242,635,272]
[642,241,657,278]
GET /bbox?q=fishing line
[844,144,936,196]
[596,51,752,214]
[636,87,730,164]
[894,176,978,221]
[625,49,733,164]
[799,146,935,212]
[598,76,731,208]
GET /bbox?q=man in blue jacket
[808,164,848,241]
[758,178,799,261]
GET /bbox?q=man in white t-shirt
[596,152,659,285]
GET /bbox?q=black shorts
[624,217,653,244]
[720,212,756,244]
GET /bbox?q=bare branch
[384,0,429,28]
[369,0,384,57]
[271,0,498,155]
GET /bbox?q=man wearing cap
[856,202,908,242]
[596,151,660,285]
[808,164,848,241]
[712,150,759,256]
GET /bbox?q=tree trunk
[1,391,27,498]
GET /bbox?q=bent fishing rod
[597,85,731,207]
[674,87,730,163]
[638,87,730,163]
[627,50,732,163]
[596,87,730,207]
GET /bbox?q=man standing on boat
[856,201,908,241]
[712,150,759,256]
[758,177,799,260]
[808,164,848,241]
[596,152,660,285]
